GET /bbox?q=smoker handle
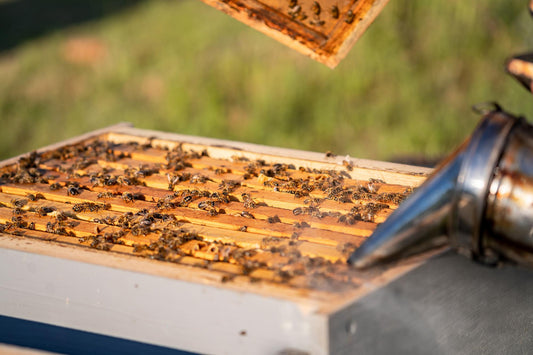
[506,2,533,93]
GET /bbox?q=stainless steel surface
[349,0,533,270]
[449,111,517,260]
[349,109,533,269]
[346,151,458,267]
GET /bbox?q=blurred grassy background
[1,0,532,163]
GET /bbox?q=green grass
[1,0,532,162]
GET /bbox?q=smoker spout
[347,149,462,268]
[349,109,533,269]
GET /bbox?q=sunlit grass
[0,0,532,162]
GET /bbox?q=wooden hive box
[0,123,434,354]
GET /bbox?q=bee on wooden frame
[311,1,321,15]
[241,211,255,219]
[330,5,339,19]
[345,10,355,24]
[67,185,81,196]
[49,182,62,191]
[267,215,281,224]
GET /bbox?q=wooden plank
[0,125,443,355]
[195,0,391,68]
[0,202,346,263]
[94,155,411,204]
[0,184,367,249]
[105,130,431,185]
[0,123,132,169]
[42,155,405,211]
[33,155,403,231]
[0,245,333,354]
[0,125,432,305]
[103,146,416,194]
[0,193,364,292]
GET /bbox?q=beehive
[0,124,432,354]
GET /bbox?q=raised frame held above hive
[199,0,390,68]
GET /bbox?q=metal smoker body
[349,3,533,269]
[348,109,533,268]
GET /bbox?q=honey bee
[11,198,28,208]
[377,192,405,204]
[288,4,302,19]
[49,182,62,191]
[167,173,180,191]
[97,191,115,199]
[12,207,24,215]
[311,1,321,15]
[367,182,378,193]
[46,222,55,233]
[218,179,240,193]
[53,211,68,222]
[241,211,255,219]
[190,174,210,184]
[26,193,41,201]
[345,10,355,24]
[122,192,134,203]
[242,193,257,209]
[220,274,235,284]
[369,178,385,184]
[339,170,351,179]
[67,185,81,196]
[330,5,339,19]
[267,215,281,224]
[198,201,213,210]
[292,207,303,215]
[11,216,27,228]
[294,221,310,228]
[37,206,55,216]
[310,19,325,26]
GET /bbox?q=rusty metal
[484,122,533,265]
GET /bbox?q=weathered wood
[194,0,391,68]
[105,130,431,185]
[0,125,436,354]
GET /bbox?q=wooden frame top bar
[197,0,391,68]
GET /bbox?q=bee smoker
[348,11,533,268]
[348,106,533,269]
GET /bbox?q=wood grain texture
[196,0,391,67]
[0,125,432,313]
[0,125,443,354]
